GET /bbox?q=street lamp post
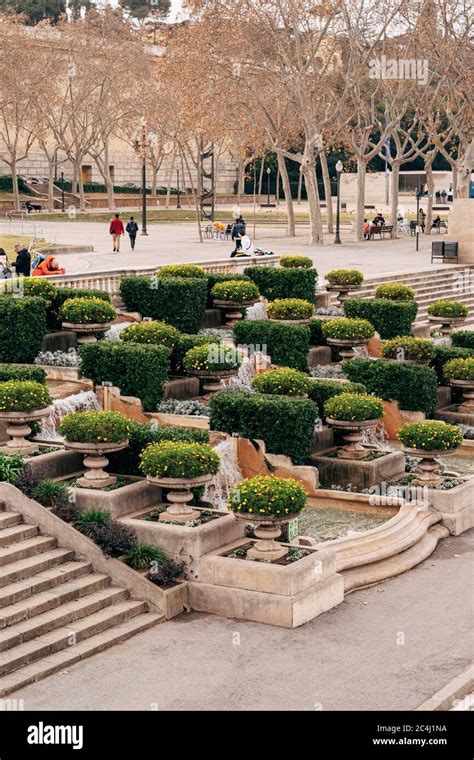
[334,160,343,244]
[60,171,65,213]
[416,186,421,252]
[266,166,271,207]
[133,121,150,237]
[176,169,181,209]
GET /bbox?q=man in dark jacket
[12,244,31,277]
[126,217,139,251]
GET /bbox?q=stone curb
[416,665,474,711]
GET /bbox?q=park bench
[431,241,458,263]
[370,224,393,239]
[431,221,448,233]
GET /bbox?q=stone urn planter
[449,379,474,413]
[326,283,361,306]
[0,407,51,455]
[427,315,466,337]
[213,298,259,328]
[61,321,112,345]
[326,417,380,459]
[402,446,459,485]
[234,512,292,560]
[325,337,370,361]
[186,368,238,393]
[146,473,213,524]
[63,440,128,488]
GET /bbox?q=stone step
[0,512,22,531]
[0,561,93,608]
[0,611,162,697]
[0,549,75,588]
[0,586,129,657]
[0,524,39,548]
[0,536,57,567]
[0,573,111,628]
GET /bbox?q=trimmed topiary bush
[343,358,438,416]
[326,269,363,286]
[322,317,375,341]
[343,298,418,339]
[308,318,327,346]
[244,265,317,302]
[139,441,220,479]
[210,389,318,464]
[0,380,51,412]
[381,336,434,362]
[158,264,207,279]
[107,420,209,476]
[120,320,180,349]
[79,342,170,411]
[280,256,313,269]
[252,368,312,396]
[59,411,131,444]
[443,357,474,381]
[324,392,384,422]
[267,298,313,320]
[375,283,415,301]
[0,296,47,364]
[205,273,252,307]
[308,379,367,419]
[431,346,474,384]
[120,276,207,333]
[234,320,310,372]
[427,300,469,319]
[59,297,116,325]
[211,280,259,302]
[398,421,463,451]
[0,364,46,384]
[228,475,306,516]
[48,287,111,330]
[451,331,474,351]
[21,278,57,301]
[183,344,242,372]
[171,334,221,375]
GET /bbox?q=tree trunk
[72,165,78,195]
[10,159,20,211]
[275,166,280,206]
[165,155,175,209]
[456,160,470,198]
[425,161,434,233]
[47,160,55,212]
[258,155,266,196]
[277,152,295,237]
[320,151,333,234]
[151,165,158,197]
[390,163,400,239]
[182,151,203,243]
[452,165,458,199]
[304,160,324,245]
[237,157,245,202]
[355,157,367,242]
[297,168,303,204]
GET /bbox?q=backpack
[31,253,46,272]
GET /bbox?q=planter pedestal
[326,417,380,460]
[235,513,291,560]
[428,316,466,337]
[213,298,258,328]
[63,440,128,489]
[326,284,361,306]
[146,474,213,524]
[402,446,459,486]
[450,379,474,413]
[326,337,370,361]
[0,407,51,456]
[187,369,238,394]
[62,322,111,345]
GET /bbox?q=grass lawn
[0,234,50,263]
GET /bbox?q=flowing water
[362,421,392,451]
[104,322,133,341]
[352,345,370,359]
[37,390,101,441]
[298,505,391,542]
[204,439,243,511]
[246,302,267,320]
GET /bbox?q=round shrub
[59,297,116,324]
[267,298,313,320]
[375,283,415,301]
[280,256,313,269]
[22,278,57,301]
[228,475,306,517]
[252,368,312,397]
[158,264,207,279]
[59,411,131,444]
[398,421,463,451]
[139,441,220,479]
[451,331,474,351]
[427,300,469,319]
[211,280,259,302]
[120,320,180,349]
[171,334,220,374]
[0,380,51,413]
[323,317,375,341]
[183,344,242,372]
[381,336,434,362]
[324,392,384,421]
[326,269,364,287]
[443,357,474,382]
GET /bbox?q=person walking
[12,243,31,277]
[126,217,139,251]
[109,213,124,252]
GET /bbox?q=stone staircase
[0,504,162,696]
[326,265,474,324]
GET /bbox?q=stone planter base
[159,508,201,525]
[73,478,162,518]
[434,405,474,428]
[62,322,111,344]
[428,316,466,337]
[146,473,213,524]
[311,448,406,490]
[0,407,51,456]
[407,479,474,536]
[63,440,128,490]
[325,338,369,361]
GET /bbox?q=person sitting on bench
[432,215,441,230]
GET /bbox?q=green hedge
[244,266,317,302]
[431,346,474,384]
[233,320,310,371]
[308,319,328,346]
[108,420,209,475]
[0,364,46,384]
[170,334,220,374]
[120,276,207,333]
[343,298,418,339]
[308,379,367,420]
[451,331,474,351]
[343,358,438,416]
[79,342,170,412]
[0,175,34,195]
[48,287,111,330]
[210,389,318,464]
[0,296,47,364]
